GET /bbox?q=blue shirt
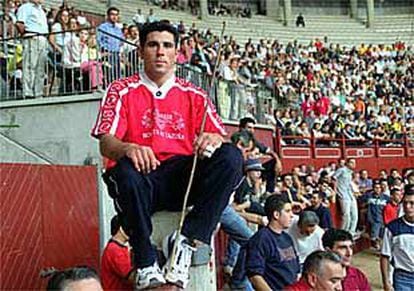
[16,2,48,34]
[246,227,300,290]
[362,192,390,223]
[97,21,124,52]
[333,167,353,200]
[306,204,333,229]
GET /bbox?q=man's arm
[380,255,393,291]
[249,275,272,291]
[15,22,25,35]
[99,134,160,173]
[194,132,224,157]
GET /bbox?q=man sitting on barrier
[91,21,243,290]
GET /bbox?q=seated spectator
[306,192,333,229]
[383,188,403,225]
[80,32,103,90]
[101,215,133,291]
[285,251,345,291]
[238,117,282,193]
[296,13,305,27]
[358,169,373,194]
[361,181,390,250]
[132,9,145,29]
[146,8,159,23]
[43,266,103,291]
[281,174,309,213]
[287,211,325,266]
[322,229,371,291]
[246,195,300,290]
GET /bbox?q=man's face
[277,203,294,229]
[244,122,255,134]
[310,194,321,207]
[347,159,356,169]
[331,240,353,266]
[284,176,293,187]
[141,31,177,81]
[373,184,382,195]
[403,194,414,221]
[130,26,139,38]
[311,261,345,291]
[391,190,402,204]
[108,9,119,24]
[66,278,103,291]
[299,224,317,236]
[361,170,368,179]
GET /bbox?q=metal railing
[0,27,280,123]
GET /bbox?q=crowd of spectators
[1,2,413,148]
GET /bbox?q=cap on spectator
[245,158,265,171]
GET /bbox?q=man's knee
[213,143,243,172]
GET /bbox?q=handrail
[277,129,413,158]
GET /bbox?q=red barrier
[0,163,100,290]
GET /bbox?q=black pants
[262,158,276,193]
[103,143,244,268]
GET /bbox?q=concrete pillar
[350,0,358,18]
[366,0,374,28]
[267,0,280,21]
[199,0,209,20]
[282,0,292,26]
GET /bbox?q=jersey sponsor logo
[141,109,185,140]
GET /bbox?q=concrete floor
[353,250,383,291]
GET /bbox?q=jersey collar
[141,72,176,99]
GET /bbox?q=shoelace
[172,240,195,275]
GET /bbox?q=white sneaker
[135,261,166,290]
[163,231,196,289]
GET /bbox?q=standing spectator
[97,7,124,84]
[380,184,414,291]
[285,251,345,291]
[101,215,134,291]
[132,8,145,29]
[48,9,70,68]
[383,188,403,225]
[91,22,243,290]
[15,0,48,98]
[362,181,390,250]
[322,229,371,291]
[295,13,305,27]
[146,8,159,23]
[246,195,300,290]
[333,158,358,236]
[238,117,282,193]
[306,192,333,229]
[287,211,325,266]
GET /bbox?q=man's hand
[194,133,224,158]
[125,143,160,173]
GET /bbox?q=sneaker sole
[164,272,186,289]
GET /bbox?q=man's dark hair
[239,117,256,129]
[322,228,353,249]
[404,184,414,196]
[390,188,401,196]
[231,129,253,148]
[302,250,342,277]
[110,215,121,236]
[44,266,100,290]
[106,7,119,16]
[264,195,289,220]
[139,21,179,48]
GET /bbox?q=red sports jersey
[101,240,133,291]
[91,73,226,169]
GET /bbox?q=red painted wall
[0,164,100,290]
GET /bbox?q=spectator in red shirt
[285,250,345,291]
[101,215,134,291]
[322,229,371,291]
[383,188,403,225]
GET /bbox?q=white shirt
[287,216,325,264]
[16,2,48,34]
